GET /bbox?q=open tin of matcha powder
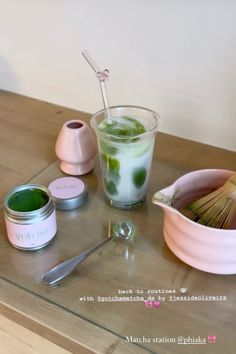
[4,184,57,250]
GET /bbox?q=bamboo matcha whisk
[183,173,236,229]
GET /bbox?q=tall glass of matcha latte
[91,105,159,209]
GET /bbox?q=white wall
[1,0,236,151]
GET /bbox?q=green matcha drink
[91,106,159,208]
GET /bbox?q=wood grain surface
[0,90,236,354]
[0,313,71,354]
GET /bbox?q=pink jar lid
[48,177,88,210]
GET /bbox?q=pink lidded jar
[4,184,57,250]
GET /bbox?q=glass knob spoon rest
[41,221,135,286]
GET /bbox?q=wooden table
[0,90,236,354]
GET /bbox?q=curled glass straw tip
[96,69,110,82]
[82,50,112,122]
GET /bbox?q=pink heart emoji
[208,336,216,343]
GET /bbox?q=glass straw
[82,50,112,122]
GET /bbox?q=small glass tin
[48,177,88,210]
[4,184,57,251]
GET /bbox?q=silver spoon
[42,221,135,286]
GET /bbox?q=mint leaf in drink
[133,167,147,188]
[101,154,120,185]
[99,116,145,142]
[122,116,146,135]
[104,180,118,195]
[100,140,117,155]
[108,157,120,176]
[101,155,120,176]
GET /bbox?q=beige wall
[0,0,236,150]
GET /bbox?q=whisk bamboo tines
[182,173,236,229]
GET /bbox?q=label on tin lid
[48,177,88,210]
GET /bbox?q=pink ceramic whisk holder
[55,120,97,175]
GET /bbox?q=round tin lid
[48,177,88,210]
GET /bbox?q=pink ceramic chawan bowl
[152,169,236,274]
